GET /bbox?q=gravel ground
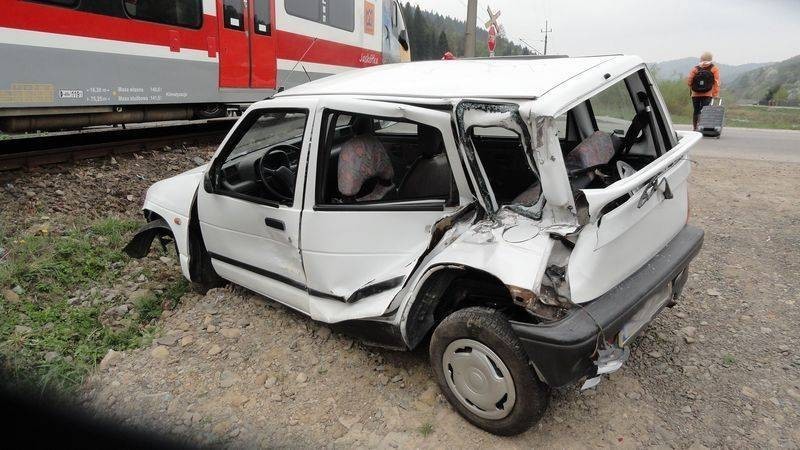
[2,148,799,448]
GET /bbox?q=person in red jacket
[687,52,721,130]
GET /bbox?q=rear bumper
[510,224,704,388]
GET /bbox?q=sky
[409,0,800,65]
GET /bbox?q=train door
[217,0,277,89]
[248,0,277,88]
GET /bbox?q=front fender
[123,218,174,258]
[133,165,206,279]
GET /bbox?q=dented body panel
[567,131,700,303]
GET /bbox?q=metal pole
[464,0,478,57]
[541,20,552,55]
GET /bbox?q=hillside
[400,3,530,61]
[729,55,800,105]
[649,57,772,84]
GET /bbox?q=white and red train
[0,0,410,132]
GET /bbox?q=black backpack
[691,64,715,93]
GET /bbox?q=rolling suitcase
[698,98,725,138]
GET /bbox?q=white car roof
[276,55,646,109]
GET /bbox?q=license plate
[618,283,673,347]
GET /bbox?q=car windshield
[227,112,307,161]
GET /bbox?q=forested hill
[729,55,800,105]
[649,57,772,85]
[400,3,530,61]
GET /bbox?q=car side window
[212,110,308,206]
[589,79,636,135]
[316,111,455,206]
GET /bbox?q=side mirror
[203,171,215,193]
[398,29,409,52]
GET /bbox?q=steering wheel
[258,145,299,203]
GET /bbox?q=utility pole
[464,0,478,57]
[541,20,552,55]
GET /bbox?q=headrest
[418,125,443,158]
[565,131,615,173]
[338,136,394,197]
[351,117,373,135]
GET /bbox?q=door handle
[264,218,285,231]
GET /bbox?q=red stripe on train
[2,2,382,69]
[276,30,382,68]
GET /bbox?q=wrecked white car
[126,55,703,436]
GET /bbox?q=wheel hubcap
[442,338,516,420]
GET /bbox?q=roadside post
[485,6,501,58]
[488,24,497,57]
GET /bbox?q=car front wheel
[429,307,549,436]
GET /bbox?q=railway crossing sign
[485,6,501,29]
[485,6,501,57]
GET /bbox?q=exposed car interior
[317,112,457,205]
[472,69,674,206]
[214,110,308,205]
[470,126,541,205]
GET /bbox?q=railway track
[0,118,237,171]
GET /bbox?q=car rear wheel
[429,307,549,436]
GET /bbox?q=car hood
[145,164,208,217]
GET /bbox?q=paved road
[676,125,800,163]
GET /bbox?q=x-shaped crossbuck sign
[484,6,501,30]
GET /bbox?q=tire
[429,307,549,436]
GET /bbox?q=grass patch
[0,218,139,297]
[668,106,800,130]
[722,354,736,366]
[723,105,800,130]
[0,217,185,393]
[419,422,434,437]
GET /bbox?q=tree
[410,5,431,61]
[773,85,789,105]
[436,30,450,58]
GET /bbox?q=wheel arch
[402,265,516,350]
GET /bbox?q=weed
[160,278,189,311]
[419,422,434,437]
[722,354,736,366]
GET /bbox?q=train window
[326,0,354,31]
[222,0,244,30]
[253,0,271,35]
[123,0,203,29]
[285,0,354,32]
[29,0,78,7]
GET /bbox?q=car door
[197,97,317,313]
[300,97,473,323]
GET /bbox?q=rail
[0,119,237,171]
